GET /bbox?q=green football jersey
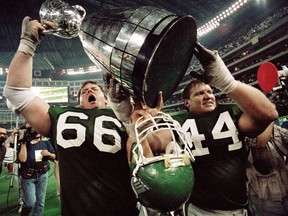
[48,106,138,216]
[172,104,248,210]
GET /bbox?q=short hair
[0,127,7,135]
[182,80,206,100]
[77,80,106,104]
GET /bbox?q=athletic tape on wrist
[3,85,36,113]
[108,96,132,124]
[17,39,37,57]
[204,53,238,94]
[123,123,136,141]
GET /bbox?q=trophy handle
[73,5,86,21]
[42,26,62,34]
[39,0,86,38]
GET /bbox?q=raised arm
[229,84,278,136]
[3,17,57,136]
[194,43,278,136]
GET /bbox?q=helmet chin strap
[165,141,182,155]
[131,144,144,177]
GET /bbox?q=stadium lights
[0,68,9,75]
[66,65,101,75]
[197,0,251,37]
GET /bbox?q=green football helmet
[130,112,195,212]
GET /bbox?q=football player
[4,16,139,216]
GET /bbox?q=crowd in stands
[217,6,288,55]
[164,6,288,115]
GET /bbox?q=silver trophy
[39,0,197,107]
[39,0,86,39]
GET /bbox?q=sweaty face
[79,83,107,109]
[184,84,216,115]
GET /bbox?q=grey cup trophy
[40,0,197,107]
[39,0,86,39]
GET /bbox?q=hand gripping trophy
[39,0,197,107]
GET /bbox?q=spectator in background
[281,118,288,130]
[246,122,288,216]
[4,127,19,174]
[0,127,8,175]
[18,123,56,216]
[41,135,60,198]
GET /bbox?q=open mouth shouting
[88,95,96,104]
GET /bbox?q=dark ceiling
[0,0,287,72]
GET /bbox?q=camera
[19,125,39,142]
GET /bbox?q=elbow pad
[3,85,36,113]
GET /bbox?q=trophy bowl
[79,6,197,107]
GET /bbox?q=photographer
[0,127,8,175]
[3,127,18,175]
[18,123,56,216]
